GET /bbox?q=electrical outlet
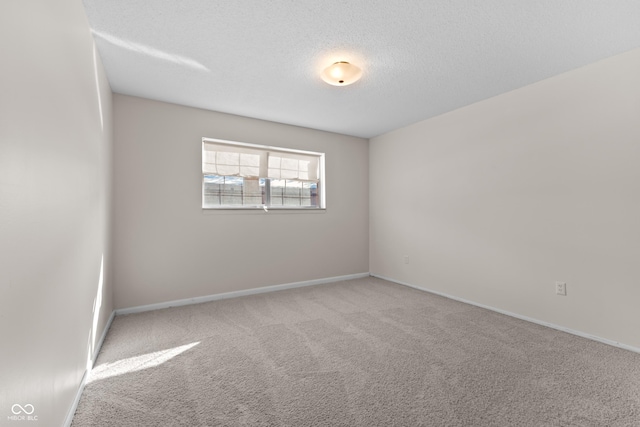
[555,281,567,296]
[403,255,409,265]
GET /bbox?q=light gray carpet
[72,277,640,426]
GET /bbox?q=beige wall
[0,0,113,425]
[113,95,369,309]
[370,49,640,349]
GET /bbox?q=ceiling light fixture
[321,61,362,86]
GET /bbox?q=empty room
[2,1,640,426]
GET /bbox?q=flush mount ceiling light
[321,61,362,86]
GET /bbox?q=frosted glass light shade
[321,61,362,86]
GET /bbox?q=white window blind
[202,140,320,182]
[202,143,266,178]
[267,153,318,181]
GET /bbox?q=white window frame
[202,137,326,210]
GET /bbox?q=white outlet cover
[555,281,567,296]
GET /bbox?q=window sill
[202,207,326,215]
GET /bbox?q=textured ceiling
[82,1,640,138]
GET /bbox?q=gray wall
[370,48,640,349]
[113,95,369,309]
[0,0,113,425]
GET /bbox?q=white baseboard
[115,272,371,316]
[63,309,116,427]
[63,369,88,427]
[93,310,116,365]
[371,273,640,355]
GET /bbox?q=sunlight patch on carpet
[89,342,200,383]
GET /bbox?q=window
[202,138,325,209]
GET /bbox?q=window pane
[221,176,243,205]
[203,175,263,207]
[242,178,262,205]
[284,180,301,206]
[309,182,318,207]
[268,179,317,207]
[270,179,284,206]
